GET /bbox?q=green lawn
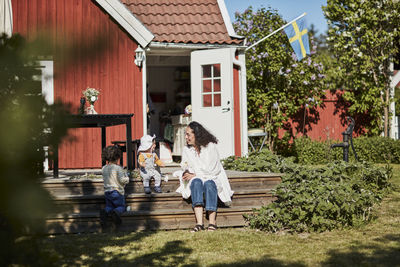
[40,165,400,266]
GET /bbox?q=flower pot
[86,104,97,114]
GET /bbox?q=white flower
[83,87,100,104]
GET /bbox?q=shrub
[223,149,296,174]
[290,136,400,165]
[352,136,400,163]
[223,153,393,233]
[292,137,338,164]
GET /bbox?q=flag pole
[245,12,307,51]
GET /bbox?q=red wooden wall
[12,0,143,168]
[304,91,348,140]
[279,90,353,141]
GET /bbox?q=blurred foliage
[233,7,327,150]
[323,0,400,135]
[0,34,70,266]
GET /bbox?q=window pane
[213,64,221,77]
[214,93,221,106]
[202,65,212,78]
[214,79,221,92]
[203,79,212,93]
[203,94,212,107]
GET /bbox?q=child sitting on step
[138,134,165,194]
[100,145,129,231]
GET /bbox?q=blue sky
[225,0,328,35]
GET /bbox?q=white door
[191,48,234,158]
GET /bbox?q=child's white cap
[138,134,156,152]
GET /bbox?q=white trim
[95,0,154,48]
[40,60,54,105]
[0,0,13,36]
[40,60,54,171]
[142,50,147,135]
[232,49,248,156]
[390,62,398,139]
[391,70,400,88]
[216,0,243,39]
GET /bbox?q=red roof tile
[121,0,244,45]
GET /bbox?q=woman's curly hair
[187,121,218,152]
[102,145,122,163]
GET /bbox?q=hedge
[291,136,400,165]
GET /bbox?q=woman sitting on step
[175,121,233,232]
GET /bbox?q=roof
[95,0,154,47]
[121,0,244,45]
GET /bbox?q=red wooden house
[7,0,398,171]
[9,0,248,169]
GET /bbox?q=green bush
[291,136,400,165]
[223,153,393,233]
[292,137,338,164]
[352,136,400,163]
[223,149,295,174]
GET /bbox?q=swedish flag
[283,17,310,61]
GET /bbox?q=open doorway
[146,54,191,161]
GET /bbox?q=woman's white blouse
[175,142,233,205]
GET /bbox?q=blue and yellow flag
[283,17,310,61]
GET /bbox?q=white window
[39,60,54,171]
[201,64,221,107]
[40,60,54,105]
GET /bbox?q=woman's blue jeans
[190,178,218,212]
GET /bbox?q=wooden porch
[42,166,282,234]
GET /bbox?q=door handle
[222,107,230,112]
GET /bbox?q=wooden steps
[42,170,282,234]
[46,206,257,234]
[52,189,275,213]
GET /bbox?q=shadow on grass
[46,234,308,267]
[117,240,198,266]
[46,236,198,266]
[322,234,400,266]
[212,257,306,267]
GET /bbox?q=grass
[38,165,400,266]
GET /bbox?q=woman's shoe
[190,224,204,232]
[207,224,217,231]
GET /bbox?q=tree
[233,7,326,150]
[0,34,69,266]
[323,0,400,136]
